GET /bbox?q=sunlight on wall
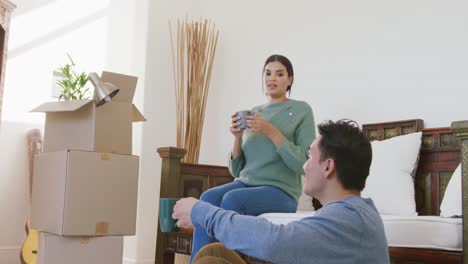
[3,0,111,124]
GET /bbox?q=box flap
[100,71,138,103]
[31,100,93,113]
[132,105,146,122]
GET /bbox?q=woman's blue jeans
[190,181,297,263]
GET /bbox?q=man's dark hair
[317,119,372,191]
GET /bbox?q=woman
[191,54,315,262]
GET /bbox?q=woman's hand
[246,112,274,135]
[230,112,244,139]
[247,111,285,148]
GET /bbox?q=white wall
[0,121,35,264]
[136,1,198,263]
[188,0,468,165]
[0,0,148,263]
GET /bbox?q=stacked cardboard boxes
[30,71,144,264]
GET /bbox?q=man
[173,120,390,264]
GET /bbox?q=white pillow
[362,132,422,216]
[440,163,462,217]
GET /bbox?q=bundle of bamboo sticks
[169,18,219,163]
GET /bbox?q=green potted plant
[56,54,89,100]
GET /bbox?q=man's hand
[172,197,199,228]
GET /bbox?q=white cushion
[440,163,462,217]
[361,132,422,216]
[297,177,314,211]
[259,212,462,251]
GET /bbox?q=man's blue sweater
[192,195,390,264]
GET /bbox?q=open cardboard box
[31,150,139,236]
[31,71,145,155]
[37,233,123,264]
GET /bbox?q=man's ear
[324,159,336,178]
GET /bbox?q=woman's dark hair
[263,54,294,95]
[317,119,372,191]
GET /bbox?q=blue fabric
[190,181,297,263]
[192,196,390,264]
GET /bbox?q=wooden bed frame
[155,119,468,264]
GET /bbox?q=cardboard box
[37,233,123,264]
[31,71,145,155]
[31,150,139,236]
